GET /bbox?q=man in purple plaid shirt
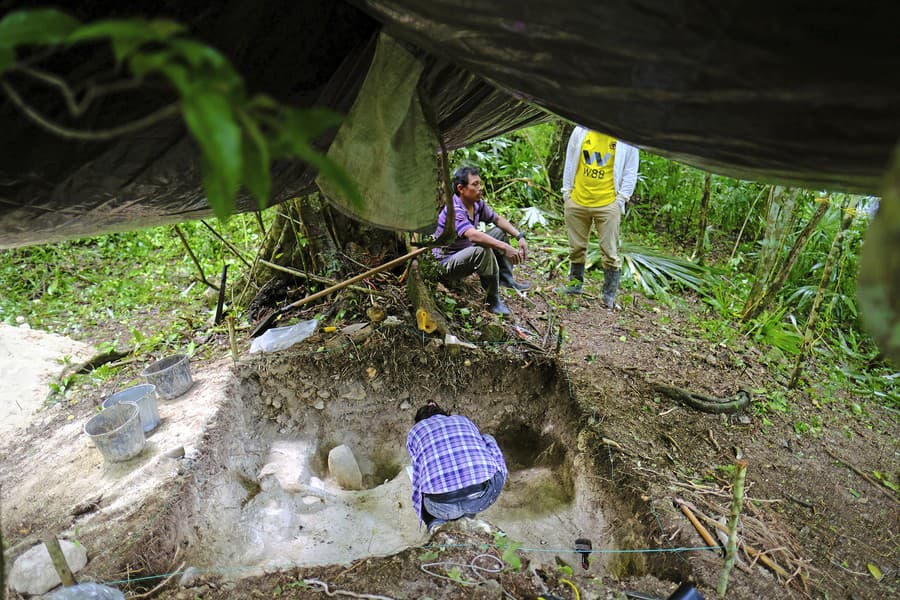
[406,401,508,531]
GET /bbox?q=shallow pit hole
[159,345,676,581]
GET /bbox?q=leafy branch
[0,8,360,221]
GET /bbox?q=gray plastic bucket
[102,384,160,433]
[84,402,145,463]
[141,354,193,400]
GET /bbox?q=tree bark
[790,198,855,387]
[742,196,829,321]
[256,193,403,286]
[692,173,712,265]
[740,186,801,321]
[546,120,574,193]
[406,259,449,336]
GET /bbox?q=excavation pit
[166,344,627,578]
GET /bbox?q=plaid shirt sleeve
[481,433,507,479]
[407,415,505,523]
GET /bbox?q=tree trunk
[692,173,712,265]
[258,192,403,279]
[789,198,855,387]
[740,186,801,321]
[546,120,574,193]
[407,259,449,336]
[729,185,768,261]
[248,191,406,317]
[742,196,829,321]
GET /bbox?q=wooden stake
[42,536,76,587]
[717,460,748,597]
[693,508,791,580]
[675,499,722,554]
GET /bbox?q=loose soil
[1,265,897,600]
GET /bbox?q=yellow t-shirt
[572,131,617,207]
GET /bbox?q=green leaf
[281,107,345,141]
[237,111,271,209]
[0,46,13,72]
[417,550,439,561]
[69,18,184,44]
[128,50,191,95]
[446,567,467,584]
[872,470,900,492]
[181,87,242,220]
[68,19,185,62]
[145,19,186,39]
[867,563,883,580]
[848,487,861,498]
[502,545,522,570]
[168,38,227,69]
[0,9,81,47]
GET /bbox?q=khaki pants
[441,227,508,279]
[564,198,621,270]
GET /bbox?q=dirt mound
[2,292,896,599]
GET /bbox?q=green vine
[0,9,361,221]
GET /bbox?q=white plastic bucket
[141,354,193,400]
[102,384,160,433]
[84,402,145,463]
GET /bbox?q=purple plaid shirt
[432,195,499,263]
[406,415,507,522]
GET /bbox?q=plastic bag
[44,583,125,599]
[250,319,318,354]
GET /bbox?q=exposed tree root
[649,383,751,414]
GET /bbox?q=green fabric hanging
[317,33,440,231]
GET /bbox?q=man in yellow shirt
[559,126,639,308]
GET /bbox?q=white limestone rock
[327,444,363,490]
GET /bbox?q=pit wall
[147,339,686,581]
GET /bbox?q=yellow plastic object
[416,308,437,333]
[560,578,581,600]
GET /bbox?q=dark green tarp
[1,0,898,247]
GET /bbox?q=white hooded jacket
[561,126,639,207]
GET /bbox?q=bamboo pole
[676,499,722,553]
[42,536,76,587]
[692,172,711,265]
[694,508,791,580]
[789,199,854,387]
[717,460,748,597]
[173,224,217,291]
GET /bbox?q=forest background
[1,120,895,415]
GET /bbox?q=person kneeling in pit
[406,401,507,531]
[432,166,530,315]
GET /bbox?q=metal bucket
[84,402,145,463]
[141,354,193,400]
[102,384,160,433]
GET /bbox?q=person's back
[406,403,507,529]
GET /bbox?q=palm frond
[618,243,710,299]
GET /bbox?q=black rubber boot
[480,274,510,315]
[497,255,530,290]
[601,268,622,308]
[557,262,584,295]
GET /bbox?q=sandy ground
[2,322,610,593]
[0,325,225,579]
[0,324,91,435]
